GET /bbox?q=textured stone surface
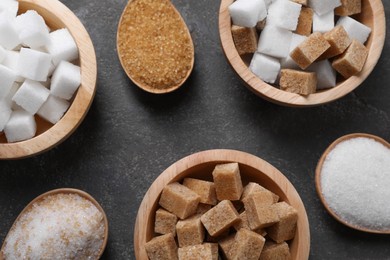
[0,0,390,259]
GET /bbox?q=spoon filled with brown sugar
[117,0,194,94]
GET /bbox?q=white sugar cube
[13,80,50,114]
[308,0,341,16]
[46,28,79,65]
[3,82,20,108]
[336,16,371,44]
[258,25,293,58]
[0,101,12,131]
[280,33,307,69]
[0,64,16,99]
[267,0,302,31]
[50,61,81,100]
[15,10,50,49]
[250,53,281,84]
[1,50,24,82]
[38,95,70,124]
[308,60,337,89]
[0,14,20,50]
[313,11,334,33]
[4,110,36,142]
[0,45,6,63]
[17,48,52,81]
[229,0,267,28]
[0,0,18,17]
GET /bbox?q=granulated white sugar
[2,193,105,259]
[321,137,390,231]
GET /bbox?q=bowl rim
[134,149,310,259]
[219,0,386,107]
[0,0,97,159]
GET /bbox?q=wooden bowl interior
[315,133,390,234]
[219,0,385,106]
[0,0,96,159]
[135,150,310,259]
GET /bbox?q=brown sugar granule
[117,0,193,90]
[295,7,313,36]
[335,0,362,16]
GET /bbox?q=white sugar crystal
[0,64,16,99]
[38,95,70,124]
[17,48,52,81]
[229,0,267,28]
[257,25,293,58]
[321,137,390,231]
[308,0,341,16]
[0,0,18,17]
[307,60,336,89]
[13,80,50,114]
[50,61,81,100]
[46,28,79,65]
[15,10,50,49]
[2,193,105,259]
[4,110,36,142]
[0,45,6,62]
[336,16,371,44]
[267,0,302,31]
[313,11,334,33]
[0,101,11,131]
[280,33,307,69]
[250,53,280,84]
[1,50,24,82]
[0,13,20,50]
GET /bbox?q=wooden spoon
[117,0,194,94]
[315,133,390,234]
[0,188,108,259]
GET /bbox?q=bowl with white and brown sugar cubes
[134,149,310,260]
[219,0,385,106]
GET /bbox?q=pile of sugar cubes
[0,0,81,143]
[229,0,371,95]
[145,163,298,259]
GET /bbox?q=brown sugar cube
[256,19,266,31]
[183,178,217,205]
[229,229,266,260]
[321,25,352,59]
[291,0,307,5]
[159,182,200,220]
[243,191,280,230]
[295,7,313,36]
[335,0,361,16]
[332,39,368,78]
[267,202,298,243]
[219,235,236,259]
[290,32,330,69]
[280,69,317,95]
[241,182,279,203]
[212,163,243,201]
[231,25,258,55]
[176,216,205,247]
[178,243,218,260]
[233,211,250,231]
[260,241,291,260]
[196,203,213,216]
[145,233,178,260]
[155,208,178,236]
[201,200,240,237]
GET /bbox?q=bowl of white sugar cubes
[219,0,385,106]
[0,0,97,159]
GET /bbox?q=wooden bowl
[134,149,310,259]
[0,0,97,159]
[219,0,386,107]
[315,133,390,234]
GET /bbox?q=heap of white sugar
[321,137,390,231]
[2,193,105,259]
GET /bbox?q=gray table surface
[1,0,390,259]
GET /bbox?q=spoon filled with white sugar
[316,133,390,234]
[0,188,108,259]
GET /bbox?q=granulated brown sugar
[117,0,193,91]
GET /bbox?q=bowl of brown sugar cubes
[0,0,97,159]
[134,149,310,259]
[219,0,385,107]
